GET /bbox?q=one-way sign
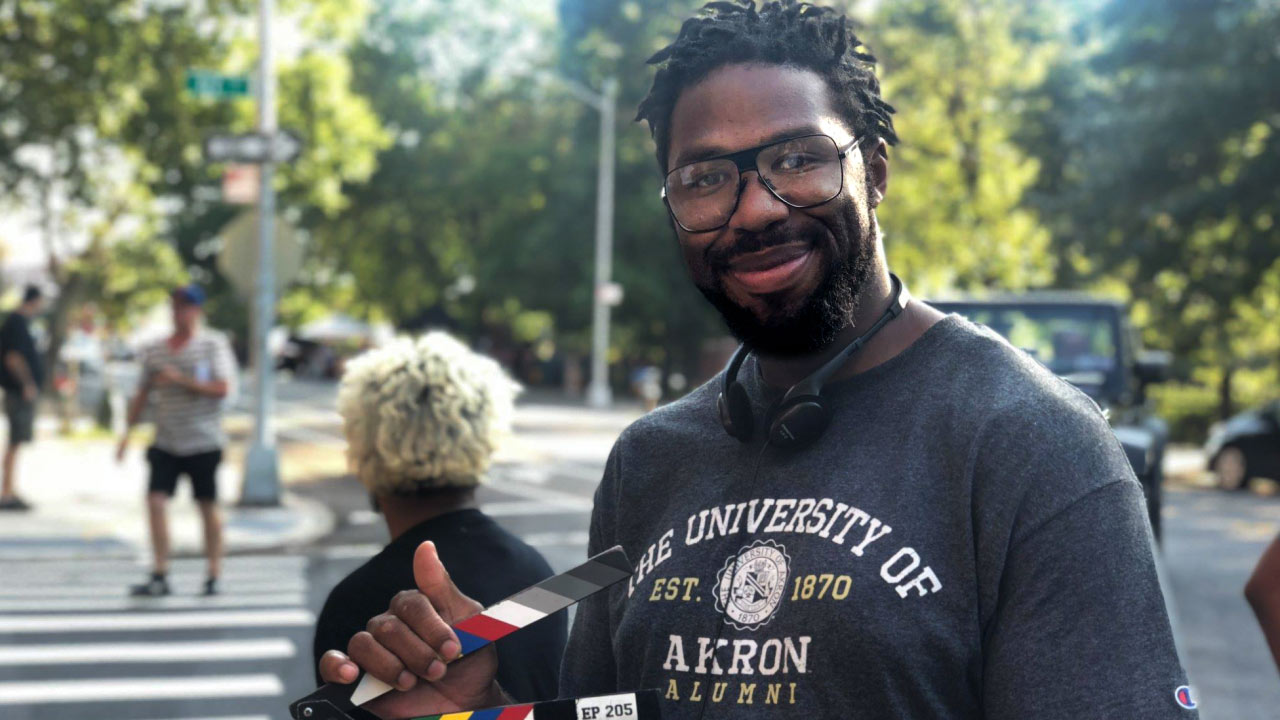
[204,131,302,164]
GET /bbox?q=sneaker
[129,576,171,597]
[201,577,219,596]
[0,496,31,511]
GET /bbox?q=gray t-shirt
[141,329,235,455]
[561,315,1195,719]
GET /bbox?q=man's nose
[726,171,789,234]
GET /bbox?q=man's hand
[22,383,36,403]
[317,541,504,719]
[153,366,183,387]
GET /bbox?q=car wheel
[1213,446,1249,491]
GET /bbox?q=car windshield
[936,303,1121,394]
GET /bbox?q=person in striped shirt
[117,284,237,597]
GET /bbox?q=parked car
[1205,400,1280,490]
[931,293,1171,541]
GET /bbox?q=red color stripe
[454,613,520,642]
[495,705,533,719]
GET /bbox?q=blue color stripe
[469,710,503,720]
[455,628,490,656]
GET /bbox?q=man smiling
[318,2,1195,718]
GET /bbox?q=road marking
[150,716,271,720]
[0,638,296,665]
[149,712,270,717]
[0,592,306,612]
[0,580,307,597]
[0,674,283,704]
[0,609,315,633]
[0,555,308,570]
[346,509,381,525]
[484,500,592,517]
[523,531,590,548]
[484,477,594,510]
[318,544,382,560]
[2,568,307,586]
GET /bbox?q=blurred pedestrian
[1246,532,1280,676]
[312,331,566,703]
[116,284,236,597]
[0,285,45,511]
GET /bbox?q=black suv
[931,294,1171,542]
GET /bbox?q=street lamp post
[240,0,280,506]
[586,77,619,409]
[546,75,619,409]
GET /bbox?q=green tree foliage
[318,0,722,386]
[873,0,1060,295]
[1027,0,1280,415]
[1,0,387,365]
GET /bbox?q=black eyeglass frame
[660,133,863,233]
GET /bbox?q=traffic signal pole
[240,0,280,505]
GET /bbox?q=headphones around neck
[716,273,910,450]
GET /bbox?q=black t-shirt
[0,313,41,391]
[562,315,1194,718]
[313,508,567,703]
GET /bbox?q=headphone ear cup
[767,397,830,449]
[719,382,755,442]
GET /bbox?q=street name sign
[185,69,250,99]
[204,131,302,164]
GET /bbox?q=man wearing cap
[117,284,237,597]
[312,331,566,704]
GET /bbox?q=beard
[695,189,877,357]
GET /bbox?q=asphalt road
[0,460,597,720]
[1162,484,1280,718]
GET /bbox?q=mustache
[706,225,827,271]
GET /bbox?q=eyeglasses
[661,133,861,233]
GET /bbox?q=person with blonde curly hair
[312,331,566,704]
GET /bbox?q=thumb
[412,540,470,618]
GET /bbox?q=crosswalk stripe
[0,674,284,704]
[0,592,307,612]
[2,569,307,586]
[485,500,592,517]
[148,716,271,720]
[0,581,307,597]
[0,609,315,633]
[522,531,590,548]
[0,638,296,665]
[0,556,307,572]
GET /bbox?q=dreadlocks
[636,0,898,173]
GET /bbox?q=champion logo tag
[1174,685,1197,710]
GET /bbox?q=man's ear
[867,138,889,207]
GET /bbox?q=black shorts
[4,392,34,445]
[147,446,222,501]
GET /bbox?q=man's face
[171,298,201,332]
[665,63,887,356]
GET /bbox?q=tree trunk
[42,271,86,394]
[1218,365,1234,420]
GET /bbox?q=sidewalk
[0,422,334,561]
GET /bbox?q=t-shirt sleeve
[559,445,623,699]
[0,317,15,353]
[211,334,236,381]
[981,478,1196,719]
[139,344,157,386]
